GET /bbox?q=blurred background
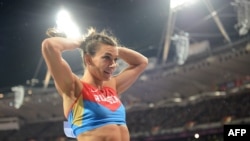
[0,0,250,140]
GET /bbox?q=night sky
[0,0,244,92]
[0,0,170,90]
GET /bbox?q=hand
[46,28,67,38]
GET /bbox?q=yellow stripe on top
[72,94,84,126]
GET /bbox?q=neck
[81,70,103,89]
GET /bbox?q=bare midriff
[76,124,130,141]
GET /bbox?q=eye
[102,55,118,62]
[103,56,111,60]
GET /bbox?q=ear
[84,54,93,65]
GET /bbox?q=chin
[103,73,112,80]
[103,77,112,81]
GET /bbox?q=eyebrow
[104,52,118,58]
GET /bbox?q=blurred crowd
[127,90,250,141]
[1,86,250,141]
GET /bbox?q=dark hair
[80,27,119,56]
[46,27,119,57]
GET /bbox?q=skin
[41,37,148,141]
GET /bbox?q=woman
[41,27,148,141]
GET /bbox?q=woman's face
[88,44,118,81]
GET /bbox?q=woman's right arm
[41,37,82,95]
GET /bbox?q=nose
[109,60,117,68]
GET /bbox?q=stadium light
[232,0,250,36]
[172,31,190,65]
[11,85,25,109]
[162,0,197,64]
[56,9,81,39]
[170,0,197,11]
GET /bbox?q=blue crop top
[66,82,126,137]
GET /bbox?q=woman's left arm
[114,47,148,95]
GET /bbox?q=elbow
[143,56,149,66]
[140,56,149,70]
[41,38,51,51]
[41,38,58,53]
[41,38,57,57]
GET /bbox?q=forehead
[97,44,118,56]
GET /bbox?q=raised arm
[41,37,82,95]
[115,47,148,94]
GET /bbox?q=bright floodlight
[56,9,81,39]
[194,133,200,139]
[170,0,197,10]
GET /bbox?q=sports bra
[66,82,126,137]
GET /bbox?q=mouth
[104,70,113,75]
